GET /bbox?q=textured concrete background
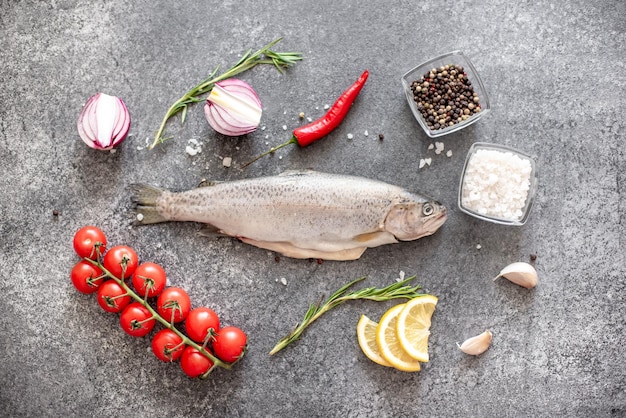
[1,0,624,417]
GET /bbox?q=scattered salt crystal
[364,130,369,136]
[434,142,444,155]
[425,158,432,166]
[428,143,434,150]
[476,244,482,250]
[109,149,117,154]
[347,133,354,139]
[222,157,232,167]
[136,213,144,221]
[185,146,199,156]
[186,138,202,156]
[261,126,266,131]
[282,125,288,130]
[419,159,426,169]
[323,104,330,110]
[446,150,452,157]
[307,117,313,122]
[280,277,287,286]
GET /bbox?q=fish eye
[422,203,434,216]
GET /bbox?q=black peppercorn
[409,63,481,131]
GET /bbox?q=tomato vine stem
[85,258,238,374]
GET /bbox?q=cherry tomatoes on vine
[119,302,155,337]
[97,280,131,313]
[73,226,107,260]
[185,307,220,343]
[157,287,191,323]
[132,262,167,298]
[70,260,105,294]
[103,245,138,279]
[180,346,214,378]
[213,326,247,363]
[151,329,184,362]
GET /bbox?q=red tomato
[213,326,247,363]
[132,262,167,298]
[180,346,214,378]
[151,329,184,362]
[73,226,107,260]
[97,280,131,313]
[103,245,138,279]
[157,287,191,324]
[70,260,105,294]
[185,307,220,343]
[120,302,155,337]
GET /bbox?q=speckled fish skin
[132,170,447,260]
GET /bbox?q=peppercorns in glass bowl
[401,51,490,138]
[458,142,538,226]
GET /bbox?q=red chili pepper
[241,70,369,168]
[292,69,369,146]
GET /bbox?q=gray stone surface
[1,0,624,417]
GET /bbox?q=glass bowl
[401,51,490,138]
[458,142,538,226]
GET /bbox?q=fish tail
[130,183,168,224]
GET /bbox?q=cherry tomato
[103,245,138,279]
[73,226,107,260]
[180,346,214,378]
[97,280,131,313]
[132,262,167,298]
[151,329,184,362]
[120,302,155,337]
[70,260,105,294]
[213,326,247,363]
[157,287,191,324]
[185,307,220,343]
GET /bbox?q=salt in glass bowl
[401,51,490,138]
[458,142,538,226]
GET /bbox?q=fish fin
[239,238,367,261]
[354,231,388,243]
[130,184,168,224]
[197,179,222,188]
[278,169,315,177]
[353,231,399,246]
[197,224,223,237]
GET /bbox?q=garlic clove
[493,262,538,289]
[458,330,492,355]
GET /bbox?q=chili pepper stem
[240,137,297,169]
[83,258,233,372]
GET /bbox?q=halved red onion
[204,79,262,136]
[77,93,131,150]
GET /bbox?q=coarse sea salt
[461,149,532,221]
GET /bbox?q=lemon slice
[357,315,392,367]
[375,304,422,372]
[396,295,438,362]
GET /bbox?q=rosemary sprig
[269,275,424,355]
[149,37,303,149]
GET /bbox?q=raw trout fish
[131,170,447,261]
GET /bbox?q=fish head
[384,199,447,241]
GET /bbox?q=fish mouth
[424,211,447,234]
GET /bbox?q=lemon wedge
[357,315,392,367]
[375,304,422,372]
[396,295,438,362]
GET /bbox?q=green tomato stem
[84,258,234,373]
